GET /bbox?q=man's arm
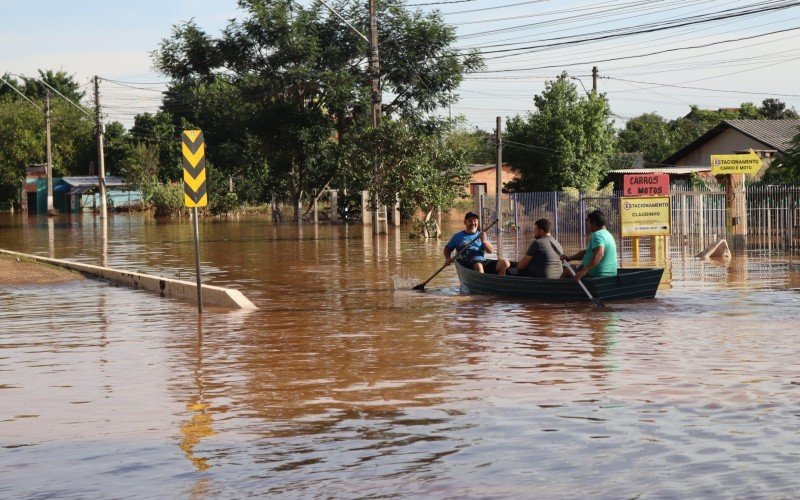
[561,249,587,262]
[574,245,604,281]
[480,232,493,254]
[444,245,454,266]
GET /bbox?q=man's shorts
[460,259,501,274]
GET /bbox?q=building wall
[469,165,517,196]
[672,128,774,167]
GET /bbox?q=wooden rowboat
[454,261,664,301]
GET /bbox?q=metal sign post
[182,130,208,313]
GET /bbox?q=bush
[209,192,239,216]
[150,182,187,217]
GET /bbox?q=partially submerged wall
[0,249,257,310]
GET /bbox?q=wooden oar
[412,219,499,292]
[551,242,605,307]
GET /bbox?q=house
[662,119,800,176]
[21,164,132,214]
[608,119,800,183]
[468,163,518,197]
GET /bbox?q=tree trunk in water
[423,206,438,239]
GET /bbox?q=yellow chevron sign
[182,130,208,207]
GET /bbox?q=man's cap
[464,211,479,220]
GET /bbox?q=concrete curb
[0,249,257,310]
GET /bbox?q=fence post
[552,191,558,241]
[579,192,586,246]
[789,189,795,249]
[513,193,518,228]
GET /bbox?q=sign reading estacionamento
[623,173,669,197]
[620,196,671,237]
[710,149,763,175]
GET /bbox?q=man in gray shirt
[516,218,564,279]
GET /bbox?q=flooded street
[1,213,799,497]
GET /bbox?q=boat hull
[454,262,664,301]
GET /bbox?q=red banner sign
[623,173,669,197]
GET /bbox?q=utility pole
[592,66,598,93]
[495,116,502,230]
[369,0,384,234]
[93,76,108,219]
[45,90,55,215]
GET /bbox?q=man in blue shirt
[444,212,510,275]
[560,209,618,280]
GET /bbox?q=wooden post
[724,174,747,252]
[330,190,338,223]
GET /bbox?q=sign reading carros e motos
[623,173,669,197]
[620,196,671,236]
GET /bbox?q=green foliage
[619,99,800,165]
[150,182,186,217]
[410,217,440,238]
[0,88,94,203]
[343,119,471,220]
[0,96,43,202]
[617,113,673,165]
[1,70,85,102]
[151,0,481,211]
[209,192,239,216]
[445,124,495,164]
[504,73,615,192]
[764,127,800,183]
[127,112,185,183]
[22,70,86,102]
[760,98,798,119]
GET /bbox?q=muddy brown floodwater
[1,213,799,497]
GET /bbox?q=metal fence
[479,183,800,257]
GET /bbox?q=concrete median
[0,249,257,310]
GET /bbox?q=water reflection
[179,320,215,472]
[727,255,748,283]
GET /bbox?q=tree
[152,0,482,218]
[617,113,673,165]
[0,92,94,204]
[763,127,800,183]
[620,99,800,165]
[504,73,615,192]
[0,96,43,202]
[760,98,799,119]
[343,119,471,234]
[21,70,86,102]
[445,123,495,165]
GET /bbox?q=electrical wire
[477,26,800,69]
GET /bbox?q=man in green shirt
[560,209,617,280]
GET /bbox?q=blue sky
[3,0,800,131]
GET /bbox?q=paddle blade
[411,283,427,292]
[591,297,605,307]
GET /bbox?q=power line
[442,0,550,16]
[474,25,800,71]
[0,75,42,110]
[604,76,800,98]
[406,0,477,6]
[12,73,94,118]
[465,1,800,56]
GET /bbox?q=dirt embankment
[0,254,85,286]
